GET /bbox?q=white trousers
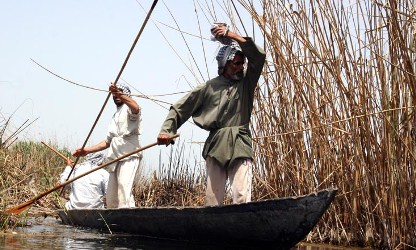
[205,157,253,206]
[106,158,140,208]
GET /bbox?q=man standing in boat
[72,82,142,208]
[157,23,266,205]
[60,152,109,209]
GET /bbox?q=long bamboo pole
[4,134,178,215]
[61,0,159,191]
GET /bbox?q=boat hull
[59,188,337,249]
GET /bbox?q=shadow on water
[0,216,366,250]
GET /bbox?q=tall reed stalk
[2,1,415,248]
[227,0,415,248]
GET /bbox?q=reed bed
[227,0,416,248]
[134,140,206,207]
[0,141,69,229]
[2,0,416,249]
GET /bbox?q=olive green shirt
[160,37,266,168]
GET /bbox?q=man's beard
[113,97,123,107]
[230,71,245,81]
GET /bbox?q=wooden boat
[58,187,337,249]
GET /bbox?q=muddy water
[0,216,357,250]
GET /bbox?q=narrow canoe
[58,187,337,249]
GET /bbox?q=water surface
[0,216,363,250]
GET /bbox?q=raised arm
[109,83,140,114]
[211,24,247,43]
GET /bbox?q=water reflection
[0,216,355,250]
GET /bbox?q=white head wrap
[85,152,105,166]
[115,82,131,97]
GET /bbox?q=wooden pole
[61,0,160,192]
[41,141,72,163]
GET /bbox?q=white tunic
[105,104,142,172]
[60,164,109,209]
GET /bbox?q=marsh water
[0,216,358,250]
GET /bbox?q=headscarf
[85,152,105,166]
[216,42,243,75]
[211,23,244,75]
[115,82,131,97]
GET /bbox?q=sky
[0,1,248,174]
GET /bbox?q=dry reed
[1,1,415,249]
[134,140,206,207]
[0,141,70,229]
[229,0,415,248]
[0,140,207,227]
